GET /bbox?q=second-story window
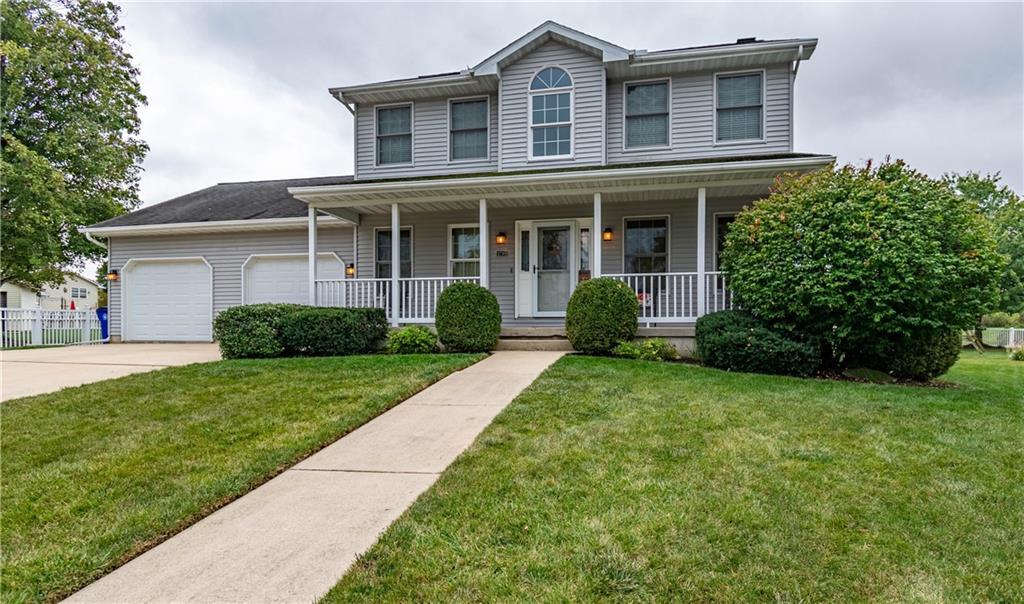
[376,104,412,165]
[625,80,670,149]
[529,67,573,159]
[716,72,763,142]
[449,98,489,161]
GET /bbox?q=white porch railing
[315,277,479,323]
[1,308,105,348]
[605,271,735,324]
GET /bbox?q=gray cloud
[117,1,1024,206]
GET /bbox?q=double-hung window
[625,80,669,149]
[529,67,573,159]
[624,217,669,273]
[716,72,763,142]
[448,225,480,277]
[375,228,412,278]
[449,98,488,161]
[376,104,412,165]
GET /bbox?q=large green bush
[885,328,963,381]
[434,282,501,352]
[279,307,388,357]
[721,159,1005,369]
[212,303,306,359]
[386,325,438,354]
[695,310,819,376]
[981,312,1021,328]
[565,278,638,355]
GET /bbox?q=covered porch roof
[288,154,835,215]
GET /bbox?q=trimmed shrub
[613,338,679,362]
[696,310,819,377]
[212,303,307,359]
[386,325,438,354]
[279,307,388,357]
[886,328,963,380]
[1010,347,1024,362]
[565,278,638,355]
[694,310,761,359]
[435,282,501,352]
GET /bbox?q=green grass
[326,352,1023,602]
[0,353,483,603]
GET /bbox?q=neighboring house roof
[88,175,354,229]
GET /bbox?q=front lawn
[0,353,482,603]
[327,352,1023,602]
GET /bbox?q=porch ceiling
[288,154,835,213]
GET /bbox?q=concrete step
[495,338,574,352]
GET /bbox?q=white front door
[532,221,575,317]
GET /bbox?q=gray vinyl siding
[499,40,605,170]
[354,95,499,180]
[607,64,792,164]
[107,228,355,337]
[355,196,755,322]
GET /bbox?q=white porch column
[479,199,489,289]
[696,187,707,317]
[592,192,602,278]
[390,203,401,326]
[307,207,317,306]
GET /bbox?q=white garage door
[125,259,212,341]
[243,254,345,304]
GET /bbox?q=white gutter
[330,70,480,102]
[80,215,353,237]
[289,155,835,199]
[628,39,816,67]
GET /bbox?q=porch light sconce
[602,227,614,242]
[345,263,356,277]
[105,269,119,282]
[495,231,508,245]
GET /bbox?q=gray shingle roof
[89,175,354,228]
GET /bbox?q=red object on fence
[70,300,76,310]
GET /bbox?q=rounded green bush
[279,307,388,357]
[386,326,438,354]
[565,278,638,355]
[694,310,761,359]
[435,282,501,352]
[886,328,963,381]
[212,303,306,359]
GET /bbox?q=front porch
[289,156,833,328]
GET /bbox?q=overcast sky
[117,1,1024,206]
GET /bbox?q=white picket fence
[985,327,1024,349]
[0,308,105,348]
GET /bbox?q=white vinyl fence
[984,327,1024,349]
[0,309,105,349]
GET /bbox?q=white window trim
[373,102,415,168]
[712,212,738,270]
[373,226,414,278]
[621,77,672,152]
[527,65,575,162]
[446,223,483,277]
[447,96,491,164]
[621,215,672,273]
[712,68,767,146]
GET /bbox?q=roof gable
[472,21,629,76]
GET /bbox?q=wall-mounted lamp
[105,269,119,282]
[345,263,356,277]
[602,227,614,242]
[495,231,508,245]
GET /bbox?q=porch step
[495,338,574,352]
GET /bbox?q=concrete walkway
[66,351,564,604]
[2,343,222,401]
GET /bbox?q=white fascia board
[80,215,353,237]
[630,39,818,66]
[473,21,629,75]
[290,155,836,206]
[330,72,475,103]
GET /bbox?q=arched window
[529,67,573,158]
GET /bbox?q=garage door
[243,254,344,304]
[125,259,212,341]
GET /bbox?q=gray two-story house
[83,21,834,343]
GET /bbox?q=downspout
[789,44,803,152]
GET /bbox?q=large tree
[946,172,1024,313]
[1,0,147,288]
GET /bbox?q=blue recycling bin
[96,307,109,340]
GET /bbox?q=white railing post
[31,308,42,346]
[696,187,707,317]
[81,314,90,343]
[390,203,401,326]
[593,192,602,278]
[479,199,489,289]
[308,207,318,306]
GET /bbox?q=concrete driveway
[1,343,222,401]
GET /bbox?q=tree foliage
[1,0,147,287]
[721,159,1004,368]
[946,172,1024,313]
